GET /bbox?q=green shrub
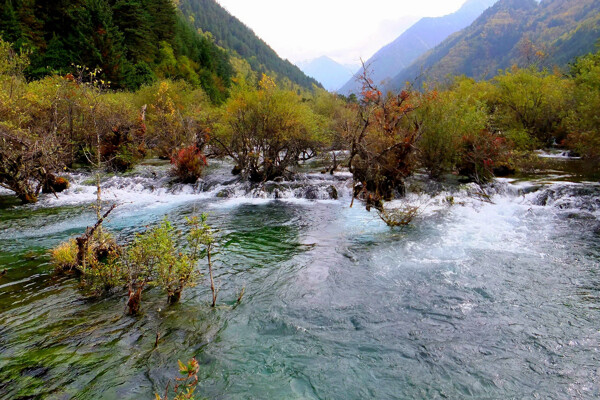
[215,74,326,182]
[416,88,487,178]
[565,51,600,163]
[504,128,540,151]
[50,239,78,273]
[114,216,210,314]
[489,67,572,147]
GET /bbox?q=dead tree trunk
[75,204,117,268]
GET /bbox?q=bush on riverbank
[416,79,489,178]
[565,51,600,165]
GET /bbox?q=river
[0,158,599,399]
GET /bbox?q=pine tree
[43,34,72,74]
[15,0,45,49]
[111,0,157,64]
[147,0,176,42]
[0,0,23,44]
[73,0,129,85]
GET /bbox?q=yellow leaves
[258,74,277,92]
[158,81,170,95]
[178,359,186,373]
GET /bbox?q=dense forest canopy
[0,0,233,102]
[0,0,321,101]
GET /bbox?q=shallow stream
[1,159,599,399]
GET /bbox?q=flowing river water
[0,158,599,399]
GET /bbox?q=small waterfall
[25,164,352,208]
[1,158,597,222]
[531,183,600,214]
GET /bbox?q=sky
[215,0,468,66]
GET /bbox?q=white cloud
[216,0,467,64]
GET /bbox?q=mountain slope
[297,56,358,92]
[339,0,498,95]
[0,0,233,101]
[178,0,321,89]
[390,0,600,90]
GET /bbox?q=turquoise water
[0,167,599,399]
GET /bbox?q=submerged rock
[42,175,70,194]
[304,186,319,200]
[216,188,235,198]
[327,185,338,200]
[533,184,600,213]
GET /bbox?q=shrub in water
[117,216,208,314]
[51,239,78,273]
[458,130,510,184]
[155,358,200,400]
[171,145,207,184]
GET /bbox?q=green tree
[73,0,129,86]
[39,35,72,75]
[215,74,325,182]
[417,79,489,178]
[0,0,23,44]
[565,50,600,162]
[111,0,157,64]
[489,66,573,148]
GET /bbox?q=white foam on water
[535,149,581,159]
[18,170,350,211]
[368,177,596,279]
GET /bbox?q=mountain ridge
[339,0,498,95]
[389,0,600,90]
[296,56,358,92]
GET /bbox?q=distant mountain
[339,0,498,95]
[389,0,600,90]
[178,0,321,89]
[297,56,358,92]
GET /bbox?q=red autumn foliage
[170,145,207,184]
[458,131,510,183]
[347,65,423,208]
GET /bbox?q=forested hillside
[339,0,498,95]
[177,0,321,89]
[390,0,600,90]
[0,0,234,102]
